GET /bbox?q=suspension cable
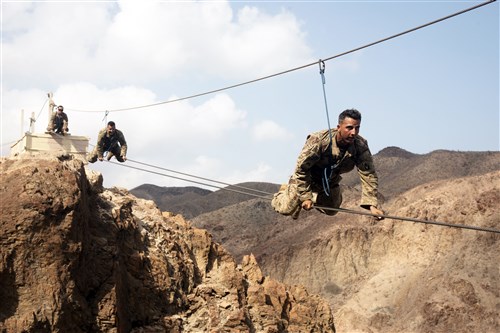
[104,159,500,234]
[35,98,49,122]
[66,0,496,113]
[127,158,272,196]
[106,160,272,200]
[314,205,500,234]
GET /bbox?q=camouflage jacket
[96,128,127,158]
[290,129,378,209]
[48,112,68,131]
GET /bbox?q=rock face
[0,156,335,332]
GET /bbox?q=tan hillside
[342,147,500,198]
[263,170,500,333]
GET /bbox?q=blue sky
[1,0,498,189]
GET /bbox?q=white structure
[10,92,89,159]
[10,133,89,158]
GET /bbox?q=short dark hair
[338,109,361,123]
[57,105,64,111]
[107,121,116,127]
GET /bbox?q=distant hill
[130,182,279,220]
[341,147,500,199]
[130,185,212,219]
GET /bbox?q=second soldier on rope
[88,121,127,163]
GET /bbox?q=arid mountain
[130,185,212,219]
[0,155,335,332]
[261,170,499,333]
[342,147,500,198]
[130,148,500,333]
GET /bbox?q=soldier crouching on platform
[271,108,384,220]
[88,121,127,163]
[47,105,69,135]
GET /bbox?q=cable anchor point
[319,59,326,74]
[319,59,326,84]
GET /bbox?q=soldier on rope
[271,109,384,220]
[88,121,128,163]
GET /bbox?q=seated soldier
[47,105,69,135]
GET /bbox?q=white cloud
[2,1,312,88]
[252,120,293,142]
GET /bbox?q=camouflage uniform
[88,128,127,163]
[271,129,378,217]
[46,111,69,134]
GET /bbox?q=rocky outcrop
[0,155,335,332]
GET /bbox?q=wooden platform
[10,132,89,158]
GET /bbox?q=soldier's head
[336,109,361,146]
[107,121,116,135]
[338,109,361,124]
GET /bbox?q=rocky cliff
[0,155,335,332]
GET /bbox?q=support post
[29,112,36,133]
[21,109,24,136]
[48,92,55,124]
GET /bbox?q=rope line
[104,158,500,234]
[106,160,272,200]
[127,158,273,196]
[314,206,500,234]
[320,0,496,64]
[66,0,496,113]
[318,59,334,197]
[35,98,49,122]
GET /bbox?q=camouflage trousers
[271,182,342,218]
[47,120,68,134]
